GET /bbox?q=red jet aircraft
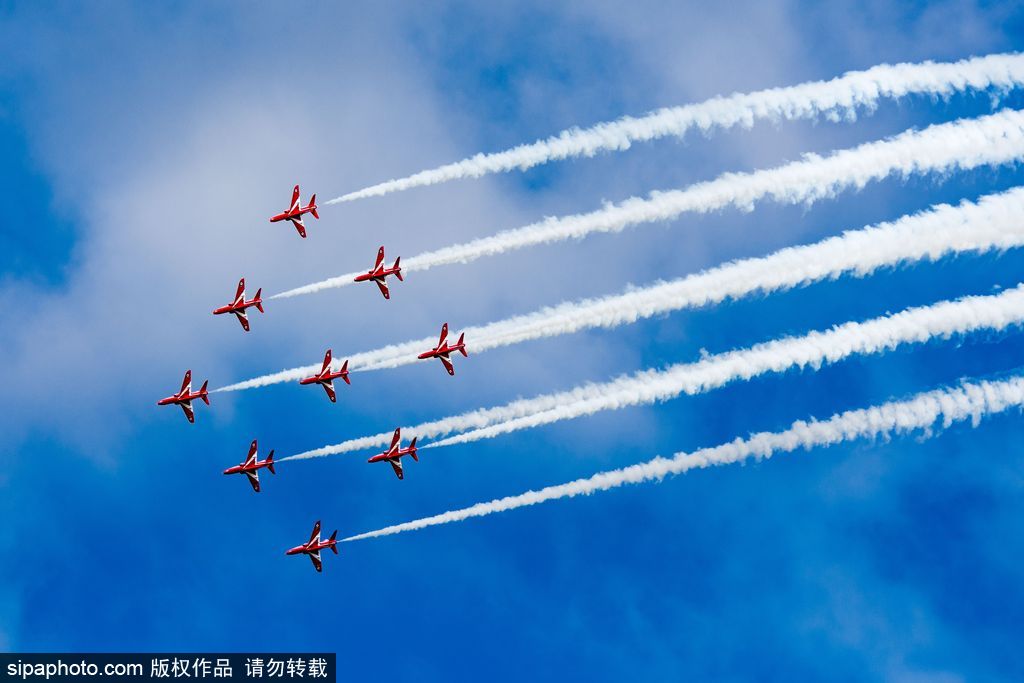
[417,323,467,376]
[299,349,350,403]
[156,370,209,423]
[286,520,338,573]
[353,246,403,299]
[223,439,276,492]
[269,184,319,238]
[367,428,419,480]
[212,278,264,332]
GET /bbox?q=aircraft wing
[289,185,301,212]
[180,370,192,395]
[179,400,195,424]
[233,278,246,306]
[439,355,455,376]
[245,440,258,465]
[234,310,250,332]
[289,217,307,238]
[321,380,337,403]
[374,246,385,270]
[388,428,401,455]
[375,280,390,300]
[389,458,404,480]
[438,323,448,347]
[320,349,333,376]
[246,470,260,493]
[308,550,322,573]
[309,521,321,544]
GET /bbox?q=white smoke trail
[280,285,1024,461]
[219,188,1024,392]
[428,284,1024,448]
[342,374,1024,542]
[275,109,1024,300]
[327,53,1024,203]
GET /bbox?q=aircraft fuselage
[269,206,314,223]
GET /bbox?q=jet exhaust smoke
[342,374,1024,542]
[219,187,1024,393]
[327,53,1024,203]
[428,284,1024,448]
[273,109,1024,300]
[280,284,1024,461]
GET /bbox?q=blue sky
[2,1,1024,680]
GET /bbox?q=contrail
[220,188,1024,392]
[280,284,1024,461]
[327,53,1024,203]
[274,109,1024,300]
[341,374,1024,542]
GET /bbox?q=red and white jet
[285,520,338,573]
[269,184,319,238]
[299,349,350,403]
[353,246,403,299]
[367,428,419,480]
[417,323,467,376]
[156,370,209,423]
[223,439,276,492]
[212,278,264,332]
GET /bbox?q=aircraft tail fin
[340,360,351,385]
[457,333,467,356]
[409,437,418,461]
[267,450,275,475]
[393,257,403,281]
[254,289,264,313]
[329,530,339,553]
[199,380,210,404]
[309,195,319,220]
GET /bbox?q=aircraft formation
[157,185,465,572]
